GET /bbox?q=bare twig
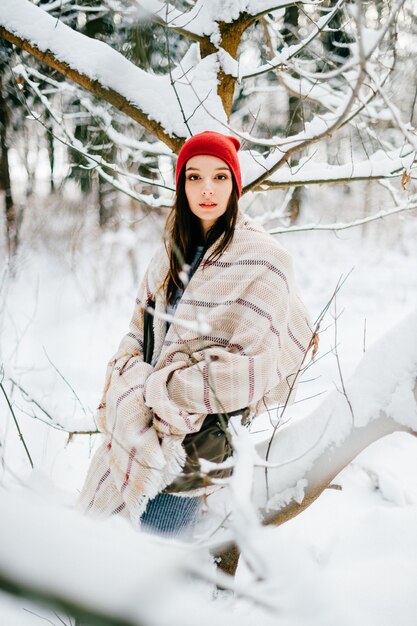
[136,0,208,44]
[267,200,417,235]
[363,318,367,354]
[0,25,182,152]
[283,0,405,83]
[42,347,91,419]
[22,607,67,626]
[263,269,353,500]
[14,403,98,437]
[0,367,34,469]
[172,28,369,196]
[12,65,174,210]
[9,376,62,424]
[331,297,355,425]
[163,3,192,138]
[243,0,346,80]
[245,0,321,27]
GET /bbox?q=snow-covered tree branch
[212,309,417,574]
[1,0,415,208]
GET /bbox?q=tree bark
[214,303,417,577]
[0,69,17,258]
[0,26,184,155]
[215,408,417,577]
[0,569,145,626]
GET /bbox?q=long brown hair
[162,167,240,305]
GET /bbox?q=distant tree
[0,39,28,259]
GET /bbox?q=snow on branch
[238,92,365,192]
[136,0,208,43]
[0,0,227,147]
[0,484,272,625]
[254,308,417,522]
[19,64,174,159]
[241,0,345,81]
[2,0,411,200]
[237,72,398,192]
[268,200,417,234]
[14,65,175,207]
[284,0,404,84]
[241,148,415,190]
[41,0,109,15]
[249,74,343,113]
[36,0,73,11]
[275,68,397,129]
[245,0,320,21]
[136,0,313,45]
[209,310,417,574]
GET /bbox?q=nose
[201,178,214,196]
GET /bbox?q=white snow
[241,2,344,80]
[240,147,415,188]
[0,0,228,138]
[137,0,300,42]
[0,483,267,626]
[2,192,417,625]
[1,0,417,622]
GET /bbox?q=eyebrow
[185,166,231,171]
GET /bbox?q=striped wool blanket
[76,210,314,526]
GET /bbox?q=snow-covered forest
[1,0,417,624]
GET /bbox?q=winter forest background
[1,0,417,624]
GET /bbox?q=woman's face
[184,155,233,235]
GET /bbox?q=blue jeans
[140,492,202,539]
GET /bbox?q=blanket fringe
[131,436,187,525]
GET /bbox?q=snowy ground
[1,187,417,625]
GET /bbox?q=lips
[199,202,217,207]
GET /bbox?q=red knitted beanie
[175,131,242,196]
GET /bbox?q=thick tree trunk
[45,110,55,192]
[321,0,352,64]
[98,176,117,228]
[0,71,17,258]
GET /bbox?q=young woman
[77,131,313,539]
